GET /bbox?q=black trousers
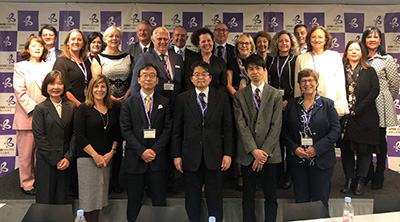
[376,127,387,173]
[341,146,372,179]
[184,161,223,222]
[125,169,166,222]
[241,163,278,222]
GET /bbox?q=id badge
[301,138,313,146]
[144,129,156,139]
[164,83,174,91]
[279,89,285,96]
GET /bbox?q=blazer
[131,49,184,106]
[213,43,234,64]
[32,98,76,166]
[120,92,172,174]
[125,42,154,62]
[12,61,52,130]
[233,84,283,166]
[282,96,341,170]
[172,88,234,172]
[184,53,227,93]
[55,49,63,58]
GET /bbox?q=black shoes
[372,171,384,190]
[353,178,365,196]
[21,187,35,195]
[340,178,353,194]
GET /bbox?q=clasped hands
[251,149,268,172]
[141,149,156,163]
[93,151,114,167]
[295,146,317,159]
[56,158,70,170]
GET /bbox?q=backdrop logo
[304,13,324,28]
[6,95,16,105]
[127,37,135,46]
[142,12,162,28]
[211,14,221,25]
[183,12,202,32]
[232,35,239,43]
[333,15,343,25]
[4,137,14,148]
[6,13,16,23]
[188,17,198,28]
[0,162,9,174]
[393,58,400,70]
[7,54,15,64]
[310,17,320,27]
[65,16,75,27]
[228,17,238,28]
[394,141,400,152]
[101,11,121,32]
[252,14,262,25]
[131,14,139,24]
[89,14,99,24]
[59,11,80,31]
[48,13,57,23]
[3,36,12,47]
[395,98,400,109]
[171,14,181,24]
[349,18,359,28]
[147,17,156,26]
[345,13,364,33]
[2,77,12,88]
[106,16,116,26]
[0,119,11,130]
[330,33,345,53]
[374,15,382,26]
[390,17,399,28]
[18,11,38,31]
[394,35,400,45]
[23,15,33,26]
[332,38,340,48]
[223,13,243,32]
[293,15,302,24]
[384,13,400,33]
[264,12,283,32]
[355,35,361,41]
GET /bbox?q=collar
[154,48,169,57]
[140,89,154,100]
[215,42,227,48]
[51,98,62,107]
[139,42,151,49]
[174,45,186,53]
[48,47,55,53]
[298,92,322,111]
[251,81,265,95]
[195,87,209,102]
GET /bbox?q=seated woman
[282,68,340,210]
[32,70,76,204]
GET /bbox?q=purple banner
[344,13,364,33]
[223,13,243,33]
[0,73,14,93]
[59,11,80,31]
[263,12,284,32]
[183,12,203,33]
[121,32,136,52]
[330,33,345,54]
[18,11,39,31]
[101,11,121,32]
[0,157,15,177]
[384,13,400,33]
[0,114,15,134]
[304,13,325,28]
[387,136,400,158]
[142,12,162,29]
[0,31,17,52]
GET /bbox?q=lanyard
[302,109,312,128]
[140,93,153,128]
[72,55,87,80]
[196,94,208,118]
[251,89,260,111]
[277,55,290,82]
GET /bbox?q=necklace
[98,111,109,130]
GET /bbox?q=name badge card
[164,83,174,91]
[301,138,313,146]
[144,129,156,139]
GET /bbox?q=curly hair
[190,27,214,47]
[270,30,299,56]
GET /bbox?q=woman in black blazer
[32,70,76,204]
[340,40,380,196]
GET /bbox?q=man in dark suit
[124,20,154,61]
[131,26,184,106]
[172,61,234,222]
[233,54,282,222]
[170,25,196,62]
[213,23,234,64]
[121,63,172,222]
[39,25,62,64]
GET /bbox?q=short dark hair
[138,63,160,78]
[19,36,48,62]
[294,24,307,33]
[39,25,58,38]
[253,31,272,50]
[41,70,66,98]
[190,61,212,76]
[87,32,105,52]
[244,54,266,70]
[190,27,214,47]
[361,26,386,56]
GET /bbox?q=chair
[136,205,189,222]
[21,203,73,222]
[282,201,330,222]
[373,194,400,214]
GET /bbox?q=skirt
[77,157,110,212]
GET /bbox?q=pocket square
[158,104,163,109]
[175,65,181,69]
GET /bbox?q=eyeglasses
[214,28,228,33]
[300,79,316,84]
[192,73,210,78]
[140,74,157,79]
[238,42,250,46]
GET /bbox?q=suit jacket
[125,42,154,62]
[282,96,340,170]
[120,92,172,174]
[12,61,52,130]
[131,49,184,106]
[55,49,62,58]
[184,53,227,93]
[213,43,234,64]
[32,98,77,166]
[233,84,283,166]
[172,88,234,172]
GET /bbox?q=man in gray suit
[125,20,154,61]
[233,54,282,222]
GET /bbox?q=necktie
[143,47,148,53]
[255,88,260,118]
[161,55,169,75]
[199,92,206,108]
[177,49,182,55]
[217,46,224,58]
[145,96,151,113]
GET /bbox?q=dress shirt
[195,87,209,104]
[174,46,186,60]
[214,42,227,62]
[46,47,56,63]
[51,99,62,118]
[140,42,152,53]
[251,81,265,100]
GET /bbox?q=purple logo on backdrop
[293,15,303,24]
[89,14,99,24]
[4,137,14,148]
[0,31,17,52]
[374,15,383,26]
[101,11,121,31]
[6,95,16,106]
[333,15,343,25]
[142,12,162,28]
[355,35,361,41]
[263,12,283,32]
[59,11,80,31]
[223,13,243,32]
[211,14,222,25]
[393,35,400,45]
[7,54,15,64]
[344,13,364,33]
[131,14,140,24]
[1,73,13,93]
[121,32,136,51]
[252,14,262,25]
[18,11,38,31]
[330,33,345,53]
[6,13,16,23]
[384,13,400,33]
[0,161,10,174]
[232,35,239,43]
[48,13,58,23]
[0,118,12,131]
[388,135,400,157]
[171,14,181,24]
[183,12,202,32]
[304,13,325,28]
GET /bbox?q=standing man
[233,54,282,222]
[39,25,62,64]
[172,61,234,222]
[131,26,183,106]
[294,24,308,55]
[121,63,172,222]
[170,26,196,62]
[213,23,234,64]
[125,20,154,61]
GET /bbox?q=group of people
[12,19,398,222]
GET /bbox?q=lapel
[151,49,169,81]
[258,84,270,116]
[204,88,217,125]
[61,100,73,127]
[186,90,202,125]
[169,52,176,78]
[44,98,63,128]
[150,93,160,126]
[135,93,149,127]
[243,85,257,120]
[25,61,44,89]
